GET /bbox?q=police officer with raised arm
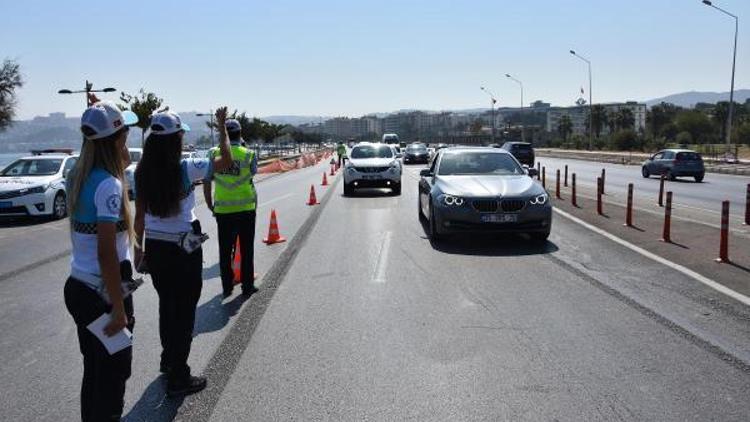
[203,118,258,297]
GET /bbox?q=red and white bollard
[571,173,578,207]
[537,162,541,180]
[555,169,561,199]
[625,183,634,227]
[716,200,730,263]
[564,165,568,187]
[596,177,603,215]
[661,191,673,243]
[658,173,666,207]
[600,168,606,195]
[744,184,749,226]
[542,166,546,189]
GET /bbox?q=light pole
[196,111,215,148]
[570,50,593,150]
[505,73,525,142]
[58,80,116,107]
[480,86,498,144]
[701,0,739,157]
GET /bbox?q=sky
[2,0,749,120]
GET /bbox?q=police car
[125,147,142,199]
[0,149,78,219]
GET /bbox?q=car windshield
[0,159,62,176]
[129,151,142,163]
[351,145,393,159]
[406,145,427,153]
[438,152,523,176]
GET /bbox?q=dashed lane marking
[373,231,392,283]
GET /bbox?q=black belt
[72,220,128,234]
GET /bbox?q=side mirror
[63,169,71,179]
[527,168,538,178]
[419,169,433,177]
[396,153,403,158]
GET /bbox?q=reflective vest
[337,144,347,157]
[210,145,257,214]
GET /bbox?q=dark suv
[641,149,705,182]
[500,142,535,166]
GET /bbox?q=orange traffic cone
[307,184,319,205]
[263,210,287,244]
[232,238,259,284]
[322,172,328,186]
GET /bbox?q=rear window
[512,144,532,152]
[351,145,393,159]
[676,152,701,161]
[406,144,427,152]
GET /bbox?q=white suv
[343,143,402,196]
[0,150,78,219]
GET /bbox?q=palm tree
[590,104,607,138]
[616,108,635,131]
[558,115,573,142]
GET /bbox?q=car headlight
[20,185,48,195]
[442,194,464,206]
[529,193,548,205]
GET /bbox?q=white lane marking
[553,207,750,307]
[373,231,392,283]
[257,193,294,208]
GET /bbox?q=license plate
[0,201,11,208]
[481,213,517,223]
[362,175,381,180]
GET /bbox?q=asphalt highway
[1,160,749,421]
[536,156,750,233]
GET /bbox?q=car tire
[694,174,704,183]
[52,191,67,220]
[392,183,401,196]
[528,231,550,243]
[418,196,427,222]
[429,201,443,241]
[641,166,650,178]
[343,183,353,197]
[666,170,676,181]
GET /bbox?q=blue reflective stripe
[73,168,119,224]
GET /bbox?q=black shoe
[222,287,233,298]
[167,375,207,397]
[242,286,259,297]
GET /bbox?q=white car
[0,150,78,219]
[343,143,402,196]
[125,147,142,198]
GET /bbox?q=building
[546,102,647,135]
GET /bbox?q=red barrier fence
[717,200,730,263]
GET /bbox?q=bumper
[433,203,552,235]
[0,192,53,217]
[344,169,401,187]
[671,168,705,177]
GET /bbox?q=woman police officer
[133,107,233,396]
[64,101,138,421]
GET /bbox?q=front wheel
[641,166,650,178]
[528,231,550,243]
[52,192,67,220]
[429,201,443,241]
[694,174,704,183]
[343,183,353,196]
[666,170,676,181]
[418,196,427,222]
[392,182,401,196]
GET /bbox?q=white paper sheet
[86,313,132,355]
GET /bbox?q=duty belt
[145,229,183,243]
[72,220,128,234]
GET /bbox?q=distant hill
[645,89,750,108]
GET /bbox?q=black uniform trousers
[64,278,135,422]
[145,239,203,384]
[215,210,256,293]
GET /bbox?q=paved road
[537,156,750,230]
[2,161,750,421]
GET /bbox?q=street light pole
[505,74,525,142]
[196,111,215,148]
[702,0,739,157]
[480,86,498,144]
[570,50,593,150]
[58,80,117,107]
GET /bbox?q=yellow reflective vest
[210,145,257,214]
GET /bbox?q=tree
[119,89,163,143]
[675,110,714,144]
[615,108,635,131]
[647,102,681,137]
[611,129,638,150]
[734,123,750,147]
[0,59,23,132]
[590,104,607,138]
[557,115,573,142]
